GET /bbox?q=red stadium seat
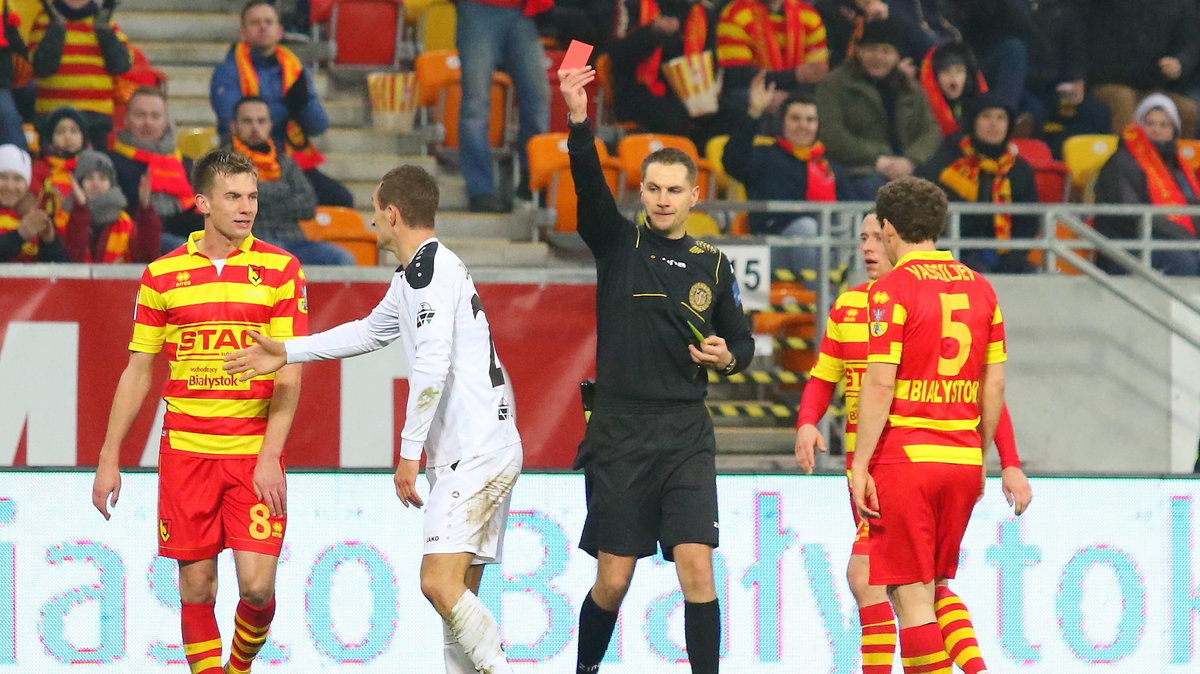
[319,0,405,68]
[1012,139,1068,204]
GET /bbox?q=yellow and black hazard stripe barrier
[708,368,808,385]
[707,402,795,418]
[774,336,811,350]
[746,303,817,315]
[771,265,850,285]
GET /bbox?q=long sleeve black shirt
[567,119,754,409]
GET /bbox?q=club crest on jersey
[248,265,265,287]
[689,283,712,312]
[417,302,436,327]
[159,519,171,542]
[298,285,308,313]
[870,320,888,337]
[498,398,512,421]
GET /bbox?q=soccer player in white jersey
[222,165,522,674]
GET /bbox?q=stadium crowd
[0,0,1198,275]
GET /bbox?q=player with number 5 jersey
[223,165,521,674]
[851,177,1008,674]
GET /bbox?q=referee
[559,67,754,674]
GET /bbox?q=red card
[560,40,594,71]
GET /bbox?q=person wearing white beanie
[0,144,32,185]
[0,144,66,262]
[1133,92,1183,133]
[1094,93,1200,275]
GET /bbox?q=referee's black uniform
[567,118,755,561]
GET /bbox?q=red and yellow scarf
[233,42,324,170]
[736,0,808,70]
[232,136,282,182]
[0,206,39,260]
[41,155,76,229]
[110,139,196,210]
[1123,122,1200,236]
[939,136,1015,240]
[91,211,135,263]
[919,47,989,137]
[775,139,836,201]
[636,0,708,97]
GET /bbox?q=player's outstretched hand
[394,458,424,508]
[794,423,827,475]
[1001,466,1032,516]
[254,453,286,517]
[92,463,121,520]
[223,329,286,382]
[850,468,880,519]
[689,335,732,370]
[557,66,595,123]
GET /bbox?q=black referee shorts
[575,403,718,562]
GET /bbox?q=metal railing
[693,200,1200,350]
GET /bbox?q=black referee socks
[684,599,720,674]
[577,591,618,673]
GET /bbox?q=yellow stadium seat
[1062,134,1118,201]
[684,212,721,238]
[298,206,379,266]
[403,0,443,25]
[418,1,456,52]
[176,126,218,160]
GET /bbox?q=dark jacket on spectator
[814,58,941,173]
[943,0,1035,54]
[1094,146,1200,242]
[722,109,842,234]
[608,0,709,133]
[1025,0,1087,90]
[1085,0,1199,91]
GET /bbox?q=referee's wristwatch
[720,355,738,375]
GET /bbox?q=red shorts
[157,452,287,561]
[867,462,979,586]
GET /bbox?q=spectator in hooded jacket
[919,92,1038,273]
[31,106,88,229]
[918,41,986,138]
[1094,93,1200,276]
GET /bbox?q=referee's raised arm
[559,67,624,256]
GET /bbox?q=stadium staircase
[119,0,550,270]
[119,0,818,469]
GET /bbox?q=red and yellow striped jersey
[130,231,308,457]
[809,281,870,467]
[716,0,827,71]
[28,13,133,115]
[866,250,1006,466]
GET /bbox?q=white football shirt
[284,238,522,467]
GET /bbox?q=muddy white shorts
[423,442,523,564]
